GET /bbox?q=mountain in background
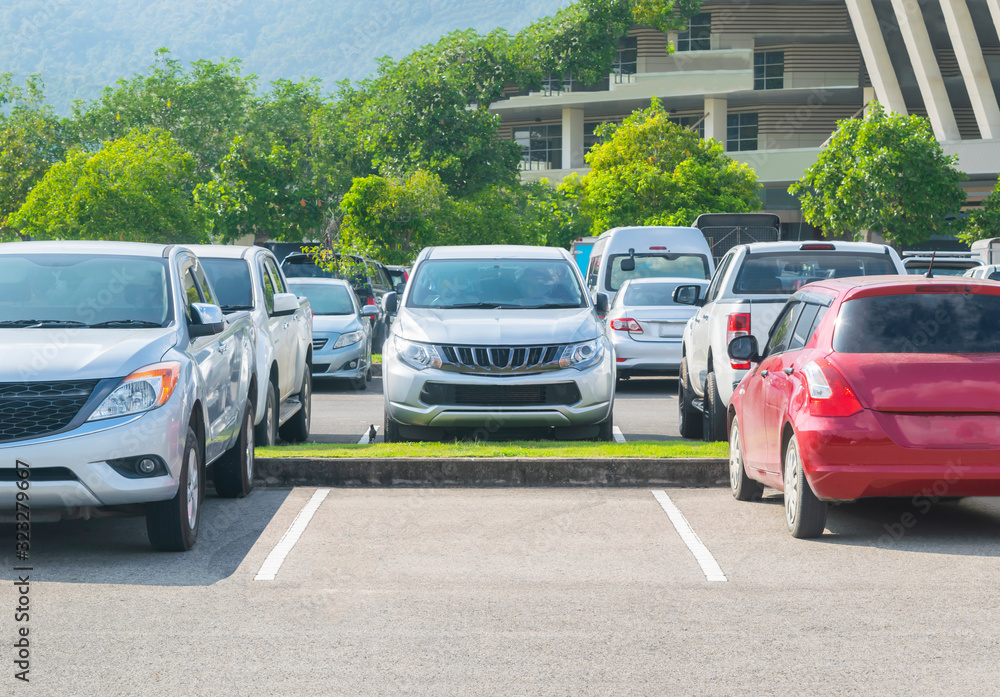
[2,0,569,114]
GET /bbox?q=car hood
[0,327,178,382]
[312,315,363,334]
[394,307,600,345]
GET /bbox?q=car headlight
[87,362,181,421]
[559,338,604,370]
[394,336,442,371]
[333,330,364,349]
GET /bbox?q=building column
[889,0,960,140]
[845,0,908,115]
[561,108,585,169]
[987,0,1000,39]
[939,0,1000,139]
[703,96,728,150]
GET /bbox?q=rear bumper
[611,335,681,375]
[796,410,1000,500]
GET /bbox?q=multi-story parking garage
[490,0,1000,240]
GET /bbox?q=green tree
[789,101,966,246]
[960,176,1000,244]
[10,127,205,243]
[570,98,761,233]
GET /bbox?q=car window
[261,262,276,314]
[366,261,388,292]
[192,262,218,306]
[764,301,803,356]
[705,251,734,303]
[622,281,697,306]
[735,252,895,295]
[263,258,287,294]
[787,303,820,351]
[586,253,601,291]
[990,271,1000,281]
[182,266,202,322]
[408,259,586,309]
[606,253,710,291]
[201,258,253,310]
[289,282,356,315]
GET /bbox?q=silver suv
[381,246,615,441]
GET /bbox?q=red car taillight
[610,318,642,332]
[801,359,863,417]
[727,313,751,369]
[366,297,376,306]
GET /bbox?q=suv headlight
[333,330,364,349]
[88,362,181,421]
[560,338,604,370]
[394,336,442,371]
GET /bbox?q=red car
[726,276,1000,538]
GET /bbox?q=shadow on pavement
[614,377,678,397]
[0,488,290,585]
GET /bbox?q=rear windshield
[735,252,895,295]
[607,254,710,291]
[281,256,337,279]
[834,292,1000,353]
[904,262,981,276]
[200,258,253,310]
[289,282,356,315]
[621,281,693,306]
[408,259,586,309]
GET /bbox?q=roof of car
[800,274,1000,298]
[0,240,174,256]
[423,245,572,260]
[184,244,260,260]
[619,277,709,286]
[285,277,352,288]
[741,241,893,254]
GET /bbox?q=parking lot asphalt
[310,375,681,443]
[4,488,1000,695]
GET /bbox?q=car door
[262,256,297,400]
[690,250,734,394]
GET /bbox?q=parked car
[381,245,615,442]
[674,241,906,441]
[0,241,258,551]
[189,245,313,446]
[726,275,1000,538]
[281,251,390,351]
[584,226,715,307]
[963,264,1000,281]
[385,265,410,291]
[606,278,709,381]
[902,251,983,276]
[569,237,597,276]
[287,278,378,389]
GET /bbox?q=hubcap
[186,447,199,530]
[303,377,311,431]
[729,424,741,491]
[245,410,254,483]
[784,444,799,527]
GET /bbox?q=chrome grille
[312,338,328,350]
[438,344,565,373]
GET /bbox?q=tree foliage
[789,102,966,246]
[959,176,1000,244]
[569,97,761,233]
[10,127,205,243]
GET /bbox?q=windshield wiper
[219,304,254,312]
[518,303,585,309]
[0,319,89,328]
[88,319,163,328]
[444,302,510,309]
[0,320,47,327]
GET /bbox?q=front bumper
[0,399,186,511]
[797,409,1000,501]
[384,351,614,429]
[611,335,681,376]
[312,337,368,380]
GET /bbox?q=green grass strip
[257,440,727,459]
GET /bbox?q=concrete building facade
[489,0,1000,239]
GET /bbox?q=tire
[351,377,368,391]
[279,370,311,443]
[255,381,278,447]
[678,357,703,440]
[215,399,255,498]
[383,409,402,443]
[729,417,763,502]
[146,425,203,551]
[783,434,827,538]
[595,406,614,442]
[703,371,728,442]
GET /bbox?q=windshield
[281,255,337,279]
[834,292,1000,353]
[408,259,587,309]
[288,282,356,315]
[0,254,171,327]
[621,281,695,306]
[606,254,710,291]
[201,258,253,310]
[905,261,980,276]
[735,253,895,295]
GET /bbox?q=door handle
[283,321,291,329]
[783,367,794,375]
[761,369,769,377]
[217,342,228,354]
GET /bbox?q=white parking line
[358,425,378,444]
[612,426,626,443]
[651,490,727,583]
[254,489,330,581]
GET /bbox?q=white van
[971,237,1000,265]
[584,226,715,305]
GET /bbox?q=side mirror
[673,284,703,306]
[189,303,225,337]
[619,255,635,273]
[727,335,760,364]
[383,291,398,315]
[272,292,299,317]
[594,292,610,314]
[361,305,379,318]
[394,282,406,295]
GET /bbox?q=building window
[676,13,711,52]
[584,123,602,154]
[754,52,784,90]
[727,113,758,151]
[613,37,638,78]
[669,115,705,139]
[515,124,562,170]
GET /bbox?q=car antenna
[925,251,937,278]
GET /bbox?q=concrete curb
[254,457,728,488]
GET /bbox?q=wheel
[215,398,255,498]
[146,425,203,551]
[383,409,402,443]
[703,371,728,442]
[255,381,278,447]
[366,363,372,382]
[729,417,763,502]
[678,357,703,440]
[279,370,311,443]
[783,434,827,538]
[595,406,614,442]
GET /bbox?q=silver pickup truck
[191,245,312,445]
[0,241,258,551]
